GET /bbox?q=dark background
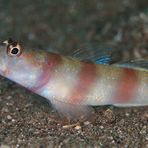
[0,0,147,50]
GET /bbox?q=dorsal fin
[47,43,148,67]
[114,59,148,70]
[70,47,114,64]
[48,43,120,64]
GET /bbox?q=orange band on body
[114,68,138,103]
[69,62,97,104]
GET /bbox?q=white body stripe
[38,57,82,103]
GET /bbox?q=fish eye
[10,47,20,55]
[7,42,23,57]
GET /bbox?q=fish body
[0,40,147,116]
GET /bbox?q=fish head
[0,39,43,88]
[0,39,22,76]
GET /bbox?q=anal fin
[50,98,93,119]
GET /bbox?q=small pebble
[2,108,9,113]
[84,121,90,125]
[75,125,81,130]
[7,115,12,120]
[104,109,115,122]
[125,113,130,117]
[12,119,15,122]
[7,96,12,100]
[100,126,104,129]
